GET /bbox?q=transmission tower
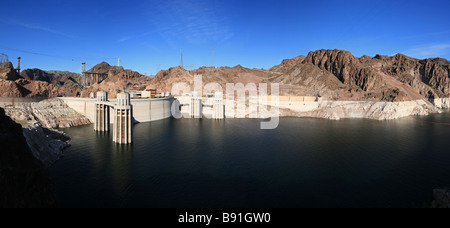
[180,48,184,68]
[212,48,214,67]
[0,52,9,63]
[156,63,161,73]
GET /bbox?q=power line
[0,46,117,61]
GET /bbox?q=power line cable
[0,46,117,61]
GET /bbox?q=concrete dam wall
[59,97,173,123]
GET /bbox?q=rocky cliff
[1,99,91,128]
[303,49,386,92]
[297,100,435,120]
[81,62,151,98]
[1,99,91,166]
[0,64,82,98]
[0,62,20,81]
[0,107,56,208]
[152,50,450,104]
[23,123,70,167]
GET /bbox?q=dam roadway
[59,97,173,123]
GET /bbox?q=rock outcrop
[303,49,386,91]
[0,67,82,98]
[87,61,111,74]
[20,68,52,83]
[150,50,450,104]
[433,98,450,109]
[0,99,91,167]
[0,62,20,81]
[23,123,70,167]
[0,79,24,97]
[1,99,91,129]
[297,100,435,120]
[81,63,151,98]
[0,107,56,208]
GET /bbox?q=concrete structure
[142,89,157,98]
[176,92,224,119]
[16,57,21,73]
[190,97,203,118]
[94,91,110,132]
[83,72,108,87]
[60,96,172,123]
[61,92,173,144]
[113,93,133,144]
[212,92,224,119]
[81,62,108,87]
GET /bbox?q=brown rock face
[80,63,151,98]
[20,69,51,82]
[0,62,20,81]
[1,50,449,102]
[0,68,83,98]
[303,49,386,91]
[87,61,111,74]
[0,79,24,97]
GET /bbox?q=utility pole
[118,58,120,67]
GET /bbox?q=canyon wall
[0,99,91,166]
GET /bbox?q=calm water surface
[51,112,450,208]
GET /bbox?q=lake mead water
[50,112,450,208]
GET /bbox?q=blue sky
[0,0,449,74]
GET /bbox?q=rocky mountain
[0,62,83,98]
[150,49,450,102]
[87,61,111,74]
[1,50,449,102]
[81,62,151,98]
[0,107,56,208]
[0,62,20,81]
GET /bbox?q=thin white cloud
[0,19,74,38]
[118,37,131,43]
[117,31,154,43]
[403,44,450,59]
[148,0,233,44]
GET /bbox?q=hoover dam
[60,96,173,123]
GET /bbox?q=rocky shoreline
[204,98,448,120]
[0,99,91,166]
[23,123,71,167]
[0,107,56,207]
[295,99,440,120]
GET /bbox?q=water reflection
[51,113,450,208]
